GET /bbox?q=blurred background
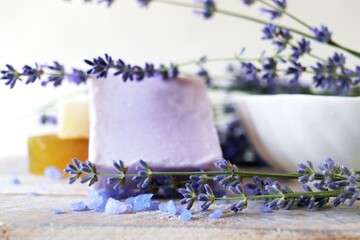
[0,0,359,161]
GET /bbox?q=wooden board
[1,157,360,240]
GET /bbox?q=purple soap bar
[88,76,222,188]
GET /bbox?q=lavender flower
[328,52,346,68]
[66,69,87,85]
[179,183,197,210]
[137,0,151,7]
[85,54,113,78]
[240,62,258,81]
[297,160,316,184]
[311,62,328,88]
[262,23,277,40]
[80,160,98,186]
[286,61,304,84]
[312,25,332,43]
[83,0,115,7]
[197,68,212,86]
[242,0,255,6]
[353,66,360,85]
[64,158,83,184]
[40,114,58,125]
[189,173,209,192]
[1,65,20,89]
[260,0,287,20]
[132,160,153,189]
[107,160,127,190]
[46,61,65,87]
[194,0,216,19]
[243,176,270,196]
[291,39,310,60]
[228,184,247,212]
[22,64,43,84]
[272,0,287,8]
[144,63,156,77]
[197,184,215,211]
[260,8,281,20]
[213,159,240,187]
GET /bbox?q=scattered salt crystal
[52,207,64,214]
[87,190,110,211]
[260,206,272,213]
[180,209,192,221]
[27,191,39,196]
[125,197,134,211]
[126,204,133,212]
[147,201,159,211]
[9,174,21,185]
[209,209,223,219]
[159,202,168,212]
[44,167,62,181]
[70,201,87,211]
[125,197,134,205]
[166,200,178,215]
[105,198,128,214]
[133,194,153,212]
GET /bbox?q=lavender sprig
[0,62,87,88]
[65,158,360,214]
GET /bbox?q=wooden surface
[1,157,360,240]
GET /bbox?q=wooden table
[1,157,360,240]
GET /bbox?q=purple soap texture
[87,75,223,191]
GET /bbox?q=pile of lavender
[63,158,360,220]
[1,0,360,96]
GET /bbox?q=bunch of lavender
[2,0,360,96]
[214,102,266,166]
[65,157,360,215]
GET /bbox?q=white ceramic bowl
[236,94,360,171]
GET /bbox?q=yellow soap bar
[28,134,88,175]
[57,97,90,139]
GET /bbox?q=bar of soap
[57,97,90,139]
[28,134,88,175]
[88,76,222,173]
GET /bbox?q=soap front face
[88,76,222,172]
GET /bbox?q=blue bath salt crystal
[209,209,223,219]
[44,167,62,181]
[158,202,168,212]
[180,209,192,221]
[166,200,178,215]
[125,197,135,205]
[87,190,111,211]
[133,194,153,212]
[27,191,39,196]
[52,207,64,214]
[147,201,159,211]
[260,205,272,213]
[125,197,135,211]
[105,198,128,214]
[70,201,87,211]
[9,175,21,185]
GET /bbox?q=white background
[0,0,359,159]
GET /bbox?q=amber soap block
[28,134,88,175]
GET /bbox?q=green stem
[329,40,360,58]
[257,0,312,30]
[152,0,360,59]
[215,189,347,201]
[97,170,348,181]
[177,56,260,67]
[154,0,314,39]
